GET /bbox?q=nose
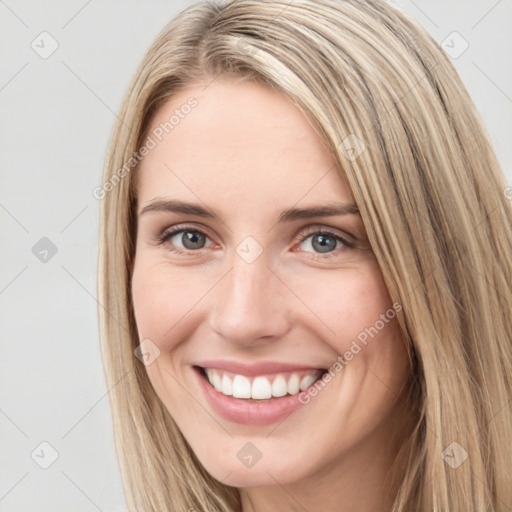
[208,254,291,347]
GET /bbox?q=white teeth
[287,373,300,395]
[271,375,288,397]
[206,368,223,392]
[212,372,222,392]
[251,376,272,399]
[222,373,233,396]
[232,375,251,398]
[300,373,318,391]
[203,368,324,400]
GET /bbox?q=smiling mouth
[195,365,327,402]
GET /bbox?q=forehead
[137,78,352,210]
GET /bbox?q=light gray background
[0,1,510,510]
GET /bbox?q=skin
[131,77,413,512]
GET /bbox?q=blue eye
[296,230,352,258]
[302,232,345,253]
[158,227,212,252]
[156,225,354,259]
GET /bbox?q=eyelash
[155,224,355,260]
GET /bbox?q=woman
[97,0,512,510]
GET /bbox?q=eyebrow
[138,199,359,222]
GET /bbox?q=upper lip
[194,359,326,377]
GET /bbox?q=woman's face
[131,77,411,489]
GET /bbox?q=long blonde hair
[97,1,512,510]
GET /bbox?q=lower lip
[193,366,311,425]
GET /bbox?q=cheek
[295,264,408,388]
[131,259,206,344]
[298,264,395,343]
[131,260,204,403]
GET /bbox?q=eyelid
[292,224,356,245]
[156,223,216,246]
